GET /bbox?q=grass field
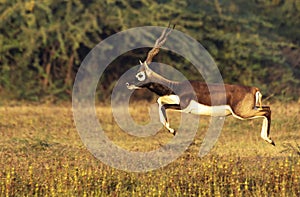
[0,101,299,196]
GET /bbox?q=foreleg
[157,96,181,135]
[158,104,175,135]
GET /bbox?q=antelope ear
[144,61,150,70]
[144,61,152,75]
[139,60,150,71]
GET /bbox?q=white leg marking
[157,95,180,133]
[260,116,273,143]
[165,122,175,134]
[158,104,174,133]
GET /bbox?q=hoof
[268,137,275,146]
[270,140,276,146]
[263,136,275,146]
[265,139,275,146]
[173,130,176,136]
[170,129,176,136]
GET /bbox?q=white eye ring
[136,71,146,81]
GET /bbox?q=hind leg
[235,106,275,146]
[259,106,275,145]
[246,106,275,145]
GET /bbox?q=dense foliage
[0,0,299,101]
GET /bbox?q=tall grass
[0,102,299,196]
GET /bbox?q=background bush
[0,0,299,102]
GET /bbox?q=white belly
[181,100,232,116]
[157,95,233,117]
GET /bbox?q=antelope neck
[144,77,178,96]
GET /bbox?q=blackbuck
[126,25,275,146]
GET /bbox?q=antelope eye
[136,71,146,81]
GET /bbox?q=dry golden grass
[0,102,299,196]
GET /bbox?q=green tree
[0,0,299,101]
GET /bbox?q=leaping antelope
[126,24,275,146]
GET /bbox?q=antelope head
[126,60,152,90]
[126,24,175,90]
